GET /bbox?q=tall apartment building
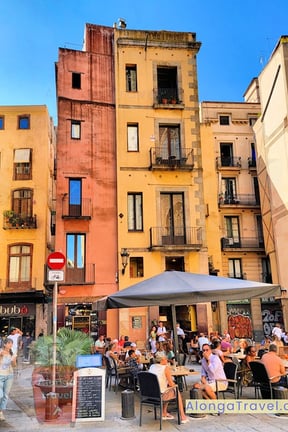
[200,101,280,340]
[55,25,118,337]
[55,23,210,342]
[0,105,56,337]
[245,35,288,331]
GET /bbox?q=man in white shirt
[8,327,23,355]
[272,323,282,341]
[198,333,210,352]
[157,321,167,342]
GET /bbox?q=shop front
[0,303,36,337]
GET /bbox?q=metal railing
[3,214,37,230]
[62,197,92,219]
[216,156,242,169]
[221,237,265,250]
[150,147,194,170]
[150,226,202,249]
[218,193,260,206]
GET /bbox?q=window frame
[18,115,30,130]
[228,258,243,279]
[8,243,32,287]
[219,115,230,126]
[127,192,143,231]
[12,188,33,217]
[126,64,137,92]
[72,72,81,89]
[69,178,82,216]
[127,124,139,152]
[0,115,4,130]
[71,120,81,139]
[159,124,181,160]
[129,257,144,278]
[13,149,32,180]
[224,216,240,245]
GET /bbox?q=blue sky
[1,1,288,123]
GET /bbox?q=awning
[14,148,31,163]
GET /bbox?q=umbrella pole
[171,305,180,364]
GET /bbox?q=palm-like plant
[31,327,93,380]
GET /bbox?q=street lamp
[120,248,130,275]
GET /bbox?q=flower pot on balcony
[162,98,168,104]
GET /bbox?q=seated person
[193,343,227,399]
[240,345,257,386]
[126,349,142,388]
[163,340,175,365]
[188,335,200,363]
[149,352,189,424]
[261,344,287,387]
[211,339,225,363]
[220,336,232,354]
[94,335,105,353]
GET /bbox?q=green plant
[31,327,93,369]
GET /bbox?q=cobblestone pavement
[1,360,287,431]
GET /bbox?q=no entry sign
[47,251,66,270]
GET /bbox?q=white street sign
[48,270,64,282]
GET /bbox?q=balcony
[221,237,265,251]
[153,88,184,108]
[44,263,95,286]
[218,194,260,207]
[62,197,92,219]
[248,157,257,172]
[3,211,37,230]
[216,156,241,170]
[149,226,203,250]
[150,147,194,171]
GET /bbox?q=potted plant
[31,328,94,405]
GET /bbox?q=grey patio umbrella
[96,271,281,357]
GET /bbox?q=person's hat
[131,342,137,347]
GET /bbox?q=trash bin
[121,389,135,419]
[45,392,61,421]
[189,388,206,418]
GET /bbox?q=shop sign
[0,304,35,316]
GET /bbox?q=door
[69,179,82,217]
[160,193,185,245]
[66,234,85,283]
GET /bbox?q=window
[71,121,81,139]
[249,117,258,126]
[8,244,32,287]
[261,258,272,283]
[72,72,81,89]
[253,177,260,204]
[224,216,240,246]
[228,258,242,279]
[220,143,233,166]
[69,178,82,216]
[130,257,144,278]
[18,115,30,129]
[256,215,264,247]
[219,115,230,125]
[128,193,143,231]
[157,66,178,103]
[14,149,32,180]
[159,125,181,160]
[160,192,185,245]
[66,233,85,283]
[12,189,33,217]
[0,116,4,129]
[221,178,237,203]
[127,124,139,151]
[126,65,137,92]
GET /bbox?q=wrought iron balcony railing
[150,147,194,170]
[221,237,265,250]
[3,213,37,230]
[44,263,95,286]
[216,156,242,169]
[248,157,257,168]
[62,197,92,219]
[150,226,202,249]
[218,193,260,207]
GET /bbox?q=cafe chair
[216,361,239,399]
[249,361,273,399]
[103,356,118,391]
[137,371,180,430]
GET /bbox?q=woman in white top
[149,352,189,424]
[0,338,17,421]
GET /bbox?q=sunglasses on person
[202,348,210,352]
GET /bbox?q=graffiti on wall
[262,307,283,336]
[228,314,253,339]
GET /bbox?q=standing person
[149,352,189,423]
[272,323,282,341]
[176,323,185,353]
[0,338,17,421]
[149,325,157,354]
[22,332,33,363]
[157,321,168,342]
[193,343,227,399]
[8,327,23,356]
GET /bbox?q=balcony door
[222,178,236,203]
[160,192,185,245]
[66,234,85,283]
[224,216,240,246]
[159,125,180,162]
[69,179,82,217]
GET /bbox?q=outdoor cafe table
[170,366,199,391]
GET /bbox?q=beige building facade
[200,101,280,340]
[0,105,56,337]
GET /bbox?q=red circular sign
[47,251,66,270]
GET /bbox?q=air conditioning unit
[227,237,234,245]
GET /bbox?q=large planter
[35,379,73,406]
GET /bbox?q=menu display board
[72,367,105,422]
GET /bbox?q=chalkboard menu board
[72,367,105,422]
